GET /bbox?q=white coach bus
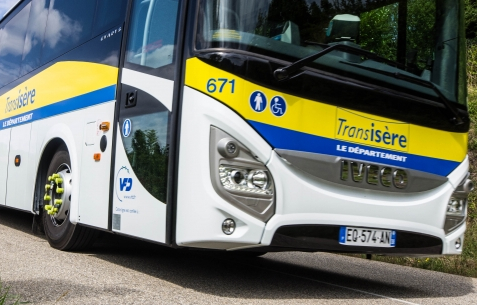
[0,0,472,256]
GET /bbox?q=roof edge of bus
[1,0,23,24]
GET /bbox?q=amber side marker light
[94,153,101,161]
[99,122,110,131]
[14,155,21,167]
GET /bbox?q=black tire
[42,147,98,251]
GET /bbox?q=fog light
[455,238,462,249]
[222,218,236,235]
[218,138,239,158]
[226,142,237,155]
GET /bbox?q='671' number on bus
[207,78,235,94]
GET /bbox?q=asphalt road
[0,207,476,305]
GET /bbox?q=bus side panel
[6,123,33,211]
[111,130,168,243]
[78,101,116,229]
[32,105,103,225]
[0,128,10,206]
[176,87,268,249]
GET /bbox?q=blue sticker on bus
[115,166,135,202]
[270,96,287,117]
[122,119,132,137]
[250,91,267,112]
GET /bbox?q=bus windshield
[196,0,465,105]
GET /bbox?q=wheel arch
[32,122,81,224]
[33,138,67,214]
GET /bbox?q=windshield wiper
[273,43,465,126]
[340,61,464,126]
[273,43,402,81]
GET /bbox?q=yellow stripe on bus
[1,61,118,121]
[185,57,467,163]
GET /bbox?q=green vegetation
[127,128,169,203]
[364,42,477,278]
[360,0,435,69]
[0,280,24,305]
[465,0,477,39]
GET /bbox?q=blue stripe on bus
[249,120,459,177]
[0,85,116,130]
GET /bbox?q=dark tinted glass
[124,111,170,203]
[0,27,3,85]
[0,3,31,87]
[42,0,97,64]
[21,0,50,75]
[197,0,462,104]
[119,85,171,203]
[93,0,127,36]
[126,0,179,70]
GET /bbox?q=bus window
[0,27,3,63]
[41,0,96,64]
[126,0,179,72]
[197,0,461,105]
[21,0,50,75]
[0,3,31,87]
[93,0,127,37]
[121,0,181,202]
[359,1,436,74]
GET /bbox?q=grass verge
[0,279,25,305]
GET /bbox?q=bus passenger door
[112,0,180,243]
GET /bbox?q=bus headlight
[447,198,465,214]
[210,127,275,222]
[444,174,473,234]
[219,166,273,195]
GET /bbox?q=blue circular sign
[270,96,287,117]
[249,91,267,113]
[122,119,132,137]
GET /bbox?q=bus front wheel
[42,147,97,251]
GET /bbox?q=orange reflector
[99,122,110,131]
[93,153,101,161]
[14,155,21,167]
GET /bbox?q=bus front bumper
[254,151,468,256]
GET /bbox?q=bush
[468,39,477,88]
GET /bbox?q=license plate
[339,227,396,247]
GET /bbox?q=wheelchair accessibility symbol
[250,91,267,113]
[270,96,286,117]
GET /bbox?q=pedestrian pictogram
[250,91,267,112]
[122,119,132,137]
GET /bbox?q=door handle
[125,90,137,108]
